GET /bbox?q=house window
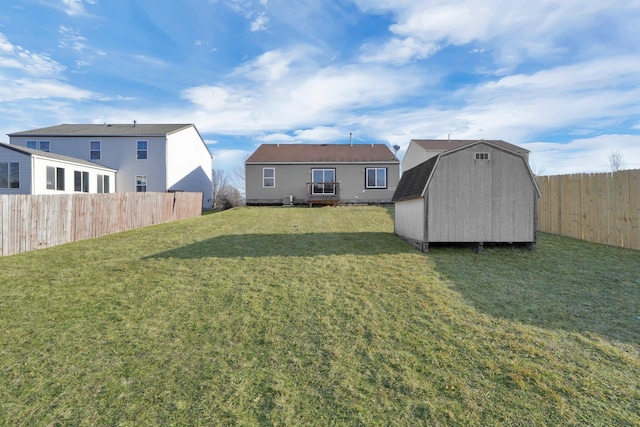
[475,152,490,160]
[47,166,65,190]
[137,141,148,159]
[74,171,89,192]
[0,162,20,189]
[90,141,101,160]
[365,167,387,189]
[136,175,147,192]
[97,175,110,193]
[26,141,37,149]
[39,141,50,152]
[311,168,336,195]
[263,168,275,187]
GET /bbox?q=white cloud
[231,48,311,82]
[0,33,65,76]
[0,78,93,102]
[250,14,269,32]
[210,148,252,175]
[61,0,94,16]
[226,0,270,31]
[354,0,640,66]
[180,59,424,134]
[257,126,348,143]
[361,37,438,64]
[58,26,88,52]
[524,135,640,174]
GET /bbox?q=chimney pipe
[350,132,352,147]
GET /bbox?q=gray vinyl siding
[426,144,537,243]
[0,147,32,195]
[10,135,168,193]
[246,162,400,205]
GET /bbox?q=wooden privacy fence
[0,192,203,256]
[536,170,640,250]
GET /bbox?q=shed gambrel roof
[8,124,193,137]
[392,156,437,202]
[246,143,399,163]
[393,140,539,202]
[410,139,529,154]
[0,142,116,171]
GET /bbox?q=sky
[1,0,640,177]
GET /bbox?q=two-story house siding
[8,124,213,208]
[0,142,116,195]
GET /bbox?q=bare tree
[230,164,246,196]
[530,161,548,177]
[229,154,249,197]
[211,168,244,210]
[608,150,626,172]
[211,169,229,210]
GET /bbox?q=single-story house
[0,142,116,195]
[8,123,213,208]
[402,138,530,172]
[245,143,400,206]
[392,140,541,252]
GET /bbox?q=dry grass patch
[0,206,638,425]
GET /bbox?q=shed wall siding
[427,145,536,243]
[394,198,425,241]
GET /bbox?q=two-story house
[6,123,213,208]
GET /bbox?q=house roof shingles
[8,124,193,137]
[246,144,399,163]
[392,156,438,202]
[410,139,529,154]
[0,142,116,170]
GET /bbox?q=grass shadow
[144,232,415,259]
[429,234,640,347]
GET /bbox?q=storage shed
[392,140,541,252]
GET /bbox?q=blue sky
[1,0,640,176]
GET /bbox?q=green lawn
[0,206,638,426]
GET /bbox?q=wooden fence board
[0,192,202,256]
[536,170,640,250]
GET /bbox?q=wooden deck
[305,182,340,207]
[305,195,340,207]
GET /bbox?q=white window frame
[475,152,490,160]
[90,140,101,160]
[365,167,387,189]
[135,175,147,192]
[0,162,20,189]
[263,167,275,188]
[26,141,37,149]
[46,166,65,191]
[97,174,110,193]
[137,140,148,160]
[39,141,50,152]
[311,168,336,195]
[74,171,90,193]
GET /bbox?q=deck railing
[305,182,341,206]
